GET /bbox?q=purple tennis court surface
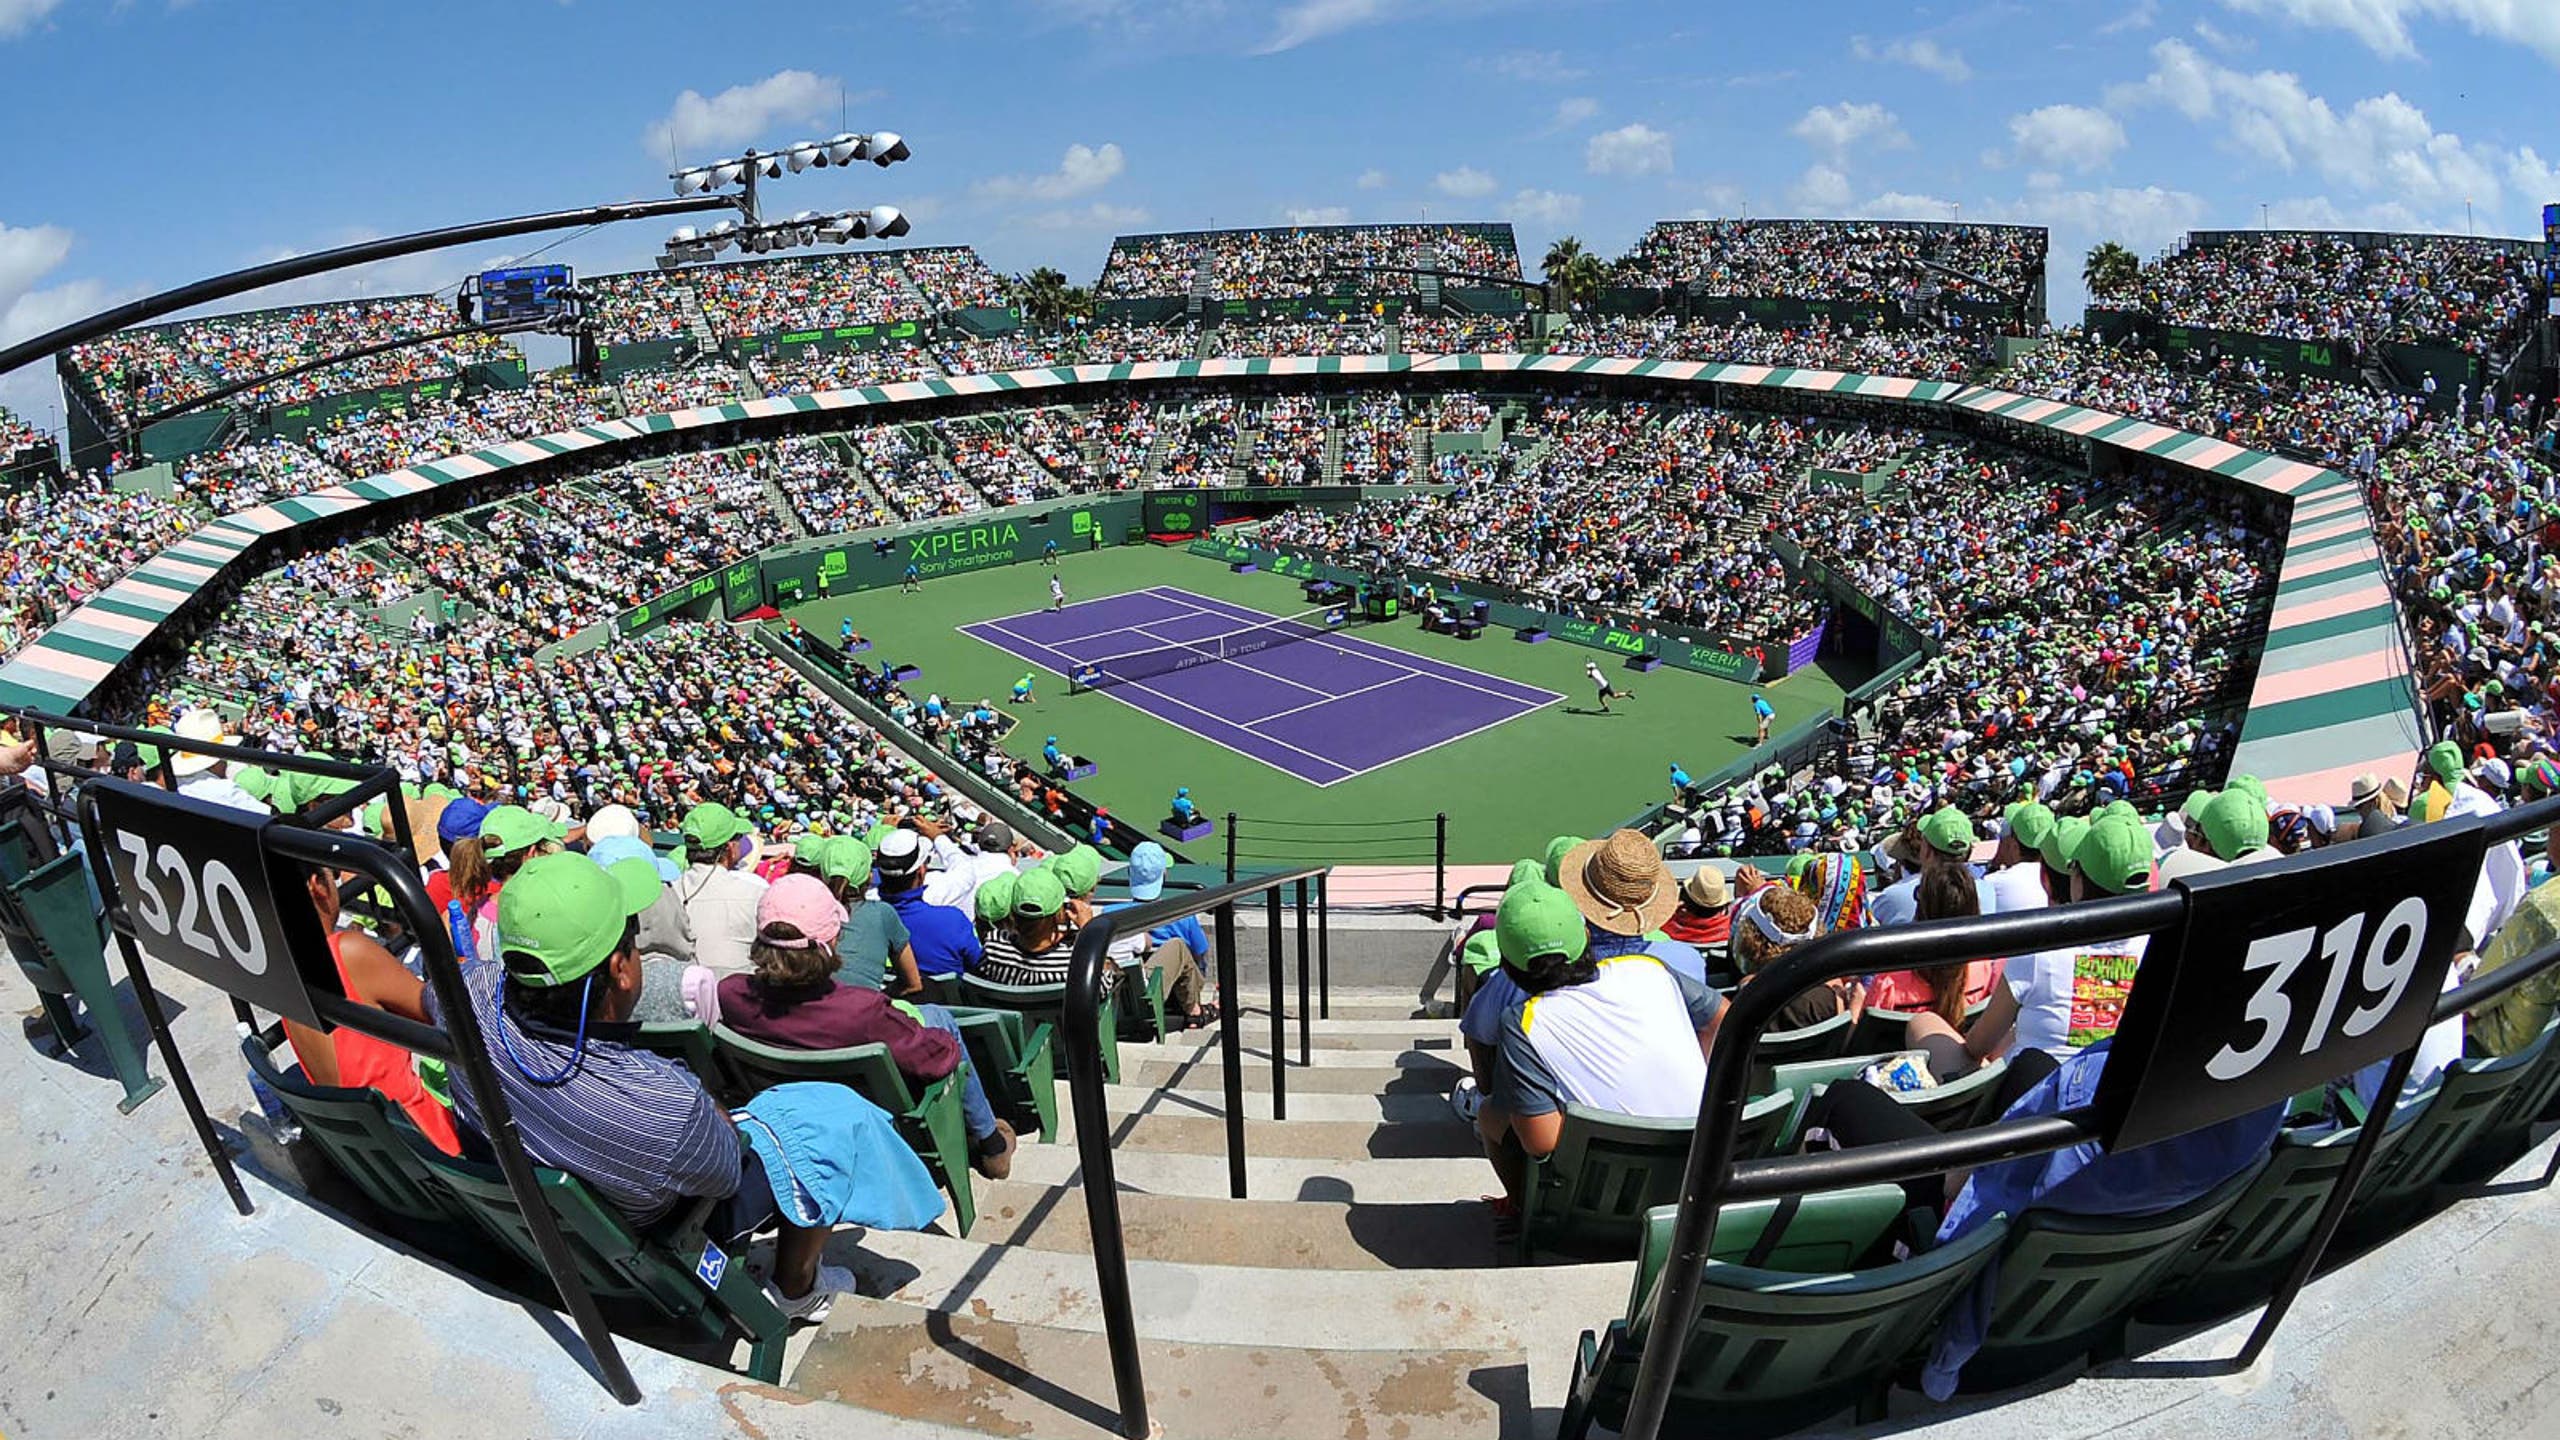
[960,586,1561,786]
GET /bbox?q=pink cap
[757,874,848,950]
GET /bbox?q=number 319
[2205,896,2428,1081]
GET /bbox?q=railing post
[1214,900,1247,1199]
[2235,1042,2418,1367]
[1224,813,1238,884]
[1063,922,1150,1437]
[1317,873,1331,1020]
[1295,877,1312,1069]
[1434,812,1449,920]
[1266,884,1288,1122]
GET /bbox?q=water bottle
[237,1021,302,1145]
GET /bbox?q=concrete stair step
[1119,1038,1466,1070]
[1122,1057,1464,1096]
[1002,1142,1497,1204]
[825,1227,1626,1367]
[1100,1080,1463,1125]
[1053,1109,1476,1161]
[791,1296,1524,1440]
[965,1180,1501,1270]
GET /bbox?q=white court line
[1245,674,1412,726]
[1125,622,1338,703]
[1144,586,1564,709]
[967,617,1356,785]
[1030,594,1207,648]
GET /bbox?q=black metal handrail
[1615,794,2560,1439]
[1062,861,1334,1440]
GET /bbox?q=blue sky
[3,0,2556,428]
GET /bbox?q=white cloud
[1356,167,1391,190]
[643,70,842,162]
[2220,0,2560,67]
[973,142,1128,202]
[1509,188,1583,225]
[1865,190,1962,219]
[1850,34,1973,82]
[2114,39,2532,214]
[1433,165,1498,198]
[2100,0,2161,33]
[1282,204,1352,225]
[1548,96,1600,131]
[1477,48,1588,83]
[1023,202,1152,231]
[2192,18,2255,51]
[0,0,62,40]
[1790,164,1853,211]
[2006,104,2128,172]
[1586,122,1674,177]
[1987,183,2210,254]
[1256,0,1386,53]
[1790,102,1909,161]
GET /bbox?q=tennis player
[1584,658,1633,713]
[1050,575,1067,612]
[1751,692,1774,743]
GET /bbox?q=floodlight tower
[659,132,913,268]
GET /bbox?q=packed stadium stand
[12,208,2560,1440]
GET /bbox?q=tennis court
[960,586,1561,785]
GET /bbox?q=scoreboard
[477,264,573,324]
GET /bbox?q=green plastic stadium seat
[910,975,963,1009]
[2346,1036,2549,1236]
[1960,1158,2267,1393]
[1519,1092,1795,1264]
[1745,1010,1855,1097]
[2139,1112,2419,1325]
[4,849,163,1113]
[2447,1017,2560,1184]
[407,1138,791,1383]
[240,1027,462,1230]
[1119,963,1170,1044]
[1768,1055,2010,1150]
[709,1024,976,1238]
[950,1004,1059,1144]
[959,973,1122,1086]
[633,1020,729,1102]
[1560,1205,2011,1440]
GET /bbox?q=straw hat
[169,709,237,778]
[1558,830,1680,936]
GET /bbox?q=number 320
[116,834,271,978]
[2205,897,2429,1081]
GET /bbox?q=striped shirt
[973,923,1082,988]
[427,963,742,1226]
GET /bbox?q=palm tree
[1553,250,1609,313]
[2083,241,2140,302]
[1542,235,1586,279]
[1013,267,1072,328]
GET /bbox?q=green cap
[866,822,897,850]
[2041,815,2090,874]
[2072,816,2155,895]
[1495,880,1589,972]
[1052,844,1103,897]
[791,834,833,872]
[1786,853,1817,881]
[2002,801,2056,855]
[604,856,666,914]
[1541,835,1587,887]
[288,770,357,810]
[2227,773,2270,808]
[2199,789,2270,859]
[496,853,637,986]
[480,804,567,860]
[1013,865,1068,919]
[1506,858,1543,890]
[2100,799,2140,825]
[823,838,873,888]
[1918,805,1977,856]
[681,802,753,849]
[232,765,277,803]
[975,870,1019,924]
[2181,789,2216,825]
[2425,740,2465,783]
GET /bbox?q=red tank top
[289,930,463,1156]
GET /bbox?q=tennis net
[1077,605,1347,688]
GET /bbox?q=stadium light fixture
[658,131,913,266]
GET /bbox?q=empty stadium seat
[2346,1033,2553,1237]
[959,972,1122,1085]
[1519,1092,1796,1263]
[2139,1112,2419,1325]
[1560,1202,2011,1439]
[4,844,163,1112]
[1744,1011,1856,1097]
[951,1004,1059,1144]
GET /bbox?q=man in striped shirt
[428,851,855,1320]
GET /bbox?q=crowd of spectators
[1097,224,1521,300]
[933,332,1078,376]
[2093,232,2541,358]
[302,377,623,479]
[931,418,1064,507]
[895,247,1010,312]
[851,425,985,519]
[1557,313,1994,381]
[773,435,896,536]
[172,436,344,513]
[1398,314,1524,354]
[1,477,205,656]
[621,361,748,413]
[694,254,932,337]
[67,296,517,427]
[1616,220,2046,308]
[1205,317,1388,358]
[2002,330,2419,470]
[749,342,944,397]
[1,406,49,460]
[575,271,701,345]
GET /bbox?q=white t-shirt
[1986,862,2049,916]
[2007,934,2147,1058]
[677,862,770,975]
